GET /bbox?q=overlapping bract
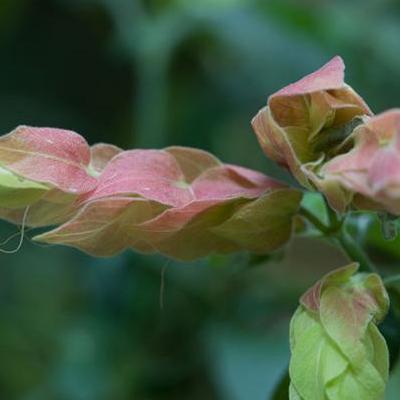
[0,126,121,226]
[35,147,302,260]
[289,264,389,400]
[251,56,371,186]
[0,126,302,260]
[322,109,400,214]
[251,56,375,212]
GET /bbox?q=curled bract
[251,56,372,212]
[34,147,302,260]
[289,264,389,400]
[322,109,400,215]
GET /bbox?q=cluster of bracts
[2,57,399,261]
[0,56,396,399]
[0,127,301,259]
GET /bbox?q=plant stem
[335,229,378,274]
[300,203,378,274]
[325,198,343,231]
[299,207,331,234]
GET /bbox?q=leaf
[323,110,400,215]
[0,126,97,194]
[251,56,371,194]
[291,265,390,400]
[0,127,124,227]
[380,288,400,372]
[0,166,48,208]
[80,149,195,207]
[273,55,346,97]
[300,192,329,228]
[89,143,122,174]
[212,189,302,252]
[34,147,302,260]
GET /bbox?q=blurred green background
[0,0,400,399]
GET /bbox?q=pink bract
[34,146,302,260]
[251,56,371,192]
[0,126,113,226]
[322,109,400,214]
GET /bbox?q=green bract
[0,166,48,208]
[289,264,389,400]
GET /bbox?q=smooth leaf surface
[0,166,48,208]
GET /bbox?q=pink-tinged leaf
[191,165,283,201]
[273,56,345,98]
[89,143,122,174]
[211,189,302,252]
[251,56,372,195]
[251,107,287,166]
[140,198,249,260]
[291,265,389,400]
[35,190,301,260]
[0,126,97,194]
[300,263,389,335]
[322,109,400,214]
[368,147,400,194]
[34,147,302,260]
[165,146,221,181]
[33,196,168,256]
[298,265,389,394]
[81,150,194,207]
[34,197,237,258]
[319,275,389,378]
[301,263,358,312]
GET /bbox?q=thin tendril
[0,227,34,246]
[0,206,30,254]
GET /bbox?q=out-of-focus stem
[102,0,192,148]
[299,207,331,234]
[300,204,378,274]
[335,229,378,274]
[384,274,400,286]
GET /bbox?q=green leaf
[300,192,328,227]
[290,265,389,400]
[0,166,48,208]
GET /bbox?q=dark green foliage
[1,0,400,399]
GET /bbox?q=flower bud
[251,56,371,203]
[289,264,389,400]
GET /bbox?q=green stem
[300,204,378,274]
[299,207,331,234]
[335,229,378,274]
[325,198,343,231]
